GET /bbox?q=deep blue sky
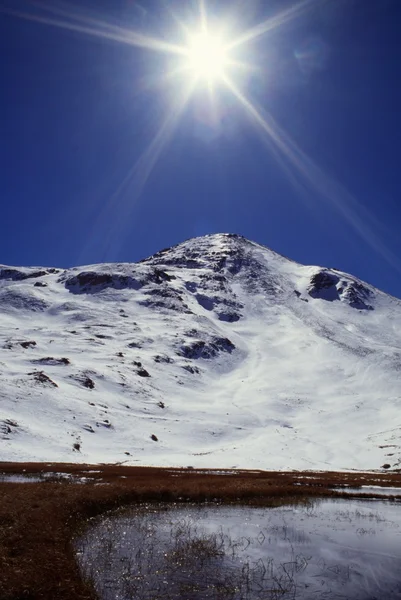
[1,0,401,298]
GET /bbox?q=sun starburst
[5,0,395,271]
[184,30,229,83]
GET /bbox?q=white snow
[0,233,400,470]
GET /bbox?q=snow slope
[1,233,400,471]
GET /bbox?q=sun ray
[225,59,259,73]
[122,79,196,198]
[137,63,197,97]
[79,77,196,262]
[1,6,186,56]
[7,0,398,273]
[227,0,325,51]
[199,0,208,35]
[223,76,401,273]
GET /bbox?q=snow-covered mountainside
[1,233,400,471]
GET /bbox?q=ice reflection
[77,498,401,599]
[0,472,87,483]
[0,474,43,483]
[334,486,401,496]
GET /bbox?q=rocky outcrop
[308,270,374,310]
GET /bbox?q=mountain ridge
[1,233,400,471]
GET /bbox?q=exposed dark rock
[308,270,374,310]
[179,336,235,360]
[128,341,142,349]
[64,271,143,293]
[225,233,245,240]
[63,266,172,294]
[151,434,158,441]
[139,297,192,312]
[96,420,112,429]
[308,271,340,301]
[19,341,37,349]
[1,419,19,437]
[137,368,150,377]
[343,282,373,310]
[34,281,47,287]
[185,281,198,293]
[32,357,70,366]
[198,273,228,291]
[72,375,95,389]
[146,286,179,299]
[185,329,199,338]
[0,268,49,281]
[310,271,339,289]
[139,286,192,313]
[195,294,215,311]
[217,310,241,322]
[150,268,176,283]
[157,401,165,409]
[193,290,243,321]
[0,289,49,312]
[150,253,204,269]
[154,354,174,364]
[82,424,95,433]
[182,364,200,374]
[28,371,58,387]
[69,272,111,287]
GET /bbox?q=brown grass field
[1,462,400,600]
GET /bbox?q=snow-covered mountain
[1,233,400,471]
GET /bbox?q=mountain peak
[1,235,400,470]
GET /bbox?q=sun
[184,30,230,83]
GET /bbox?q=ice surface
[77,498,401,599]
[335,486,401,496]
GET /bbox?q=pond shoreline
[1,462,401,600]
[77,499,401,600]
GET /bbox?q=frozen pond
[335,485,401,496]
[77,497,401,599]
[0,472,93,483]
[0,474,44,483]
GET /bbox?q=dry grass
[0,462,400,600]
